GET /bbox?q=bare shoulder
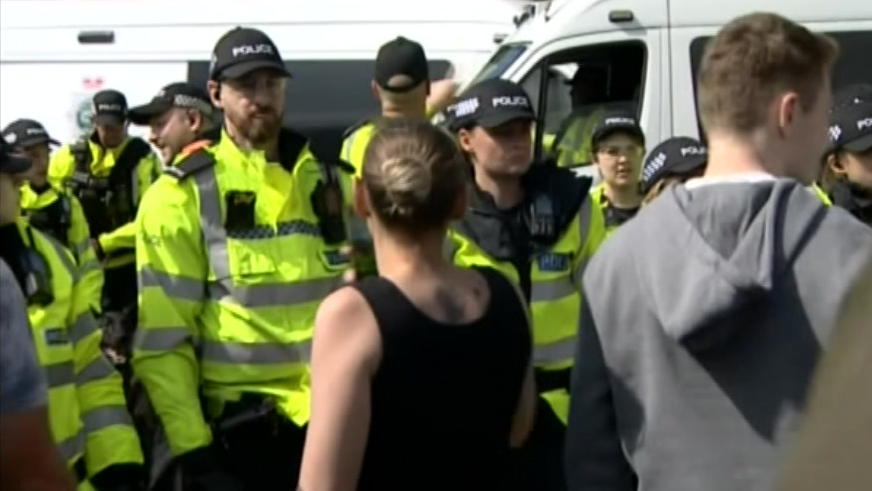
[316,286,371,327]
[314,286,381,369]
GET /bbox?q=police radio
[310,163,347,246]
[21,228,54,307]
[527,192,557,242]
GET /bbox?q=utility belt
[535,367,571,393]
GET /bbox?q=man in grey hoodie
[565,12,872,491]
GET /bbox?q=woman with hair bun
[298,119,536,491]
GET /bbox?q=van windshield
[469,43,529,85]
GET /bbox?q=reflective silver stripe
[341,133,356,162]
[42,232,79,281]
[82,405,133,433]
[533,336,576,365]
[76,356,117,385]
[140,266,339,308]
[134,327,191,351]
[192,166,341,308]
[69,312,99,344]
[572,197,593,283]
[139,266,205,302]
[194,166,231,280]
[207,276,339,308]
[45,361,75,388]
[531,277,575,302]
[57,430,85,462]
[201,340,311,365]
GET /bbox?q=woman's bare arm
[298,287,382,491]
[508,280,536,448]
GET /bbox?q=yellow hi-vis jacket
[132,129,352,457]
[340,106,439,177]
[48,136,161,269]
[446,186,606,424]
[20,183,104,312]
[17,219,142,478]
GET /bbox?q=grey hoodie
[565,178,872,491]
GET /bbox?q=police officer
[128,82,216,166]
[445,78,606,491]
[125,82,217,467]
[588,111,646,236]
[810,83,872,205]
[0,139,144,491]
[340,36,455,176]
[48,89,162,362]
[1,119,103,313]
[638,136,708,205]
[822,100,872,225]
[131,27,354,490]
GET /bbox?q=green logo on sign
[76,99,93,132]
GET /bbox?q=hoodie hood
[635,178,827,351]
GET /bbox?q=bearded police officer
[131,27,354,490]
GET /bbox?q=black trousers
[101,263,138,360]
[213,415,307,490]
[507,398,567,491]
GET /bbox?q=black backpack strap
[341,118,371,140]
[110,138,154,181]
[70,137,93,173]
[164,149,216,181]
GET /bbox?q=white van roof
[0,0,520,61]
[502,0,870,46]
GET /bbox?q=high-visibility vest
[20,184,103,312]
[48,136,161,269]
[18,219,141,476]
[132,129,352,456]
[446,195,606,424]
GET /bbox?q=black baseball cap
[446,79,536,132]
[831,83,872,111]
[209,27,289,81]
[374,37,429,93]
[91,90,129,126]
[828,101,872,154]
[0,138,32,174]
[1,119,60,148]
[639,136,708,195]
[129,82,214,125]
[591,111,645,147]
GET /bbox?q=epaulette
[341,118,372,140]
[163,149,216,181]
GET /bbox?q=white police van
[0,0,524,156]
[462,0,872,178]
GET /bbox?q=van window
[689,31,872,140]
[187,59,450,158]
[469,43,529,85]
[523,41,646,163]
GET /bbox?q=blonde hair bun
[379,156,432,218]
